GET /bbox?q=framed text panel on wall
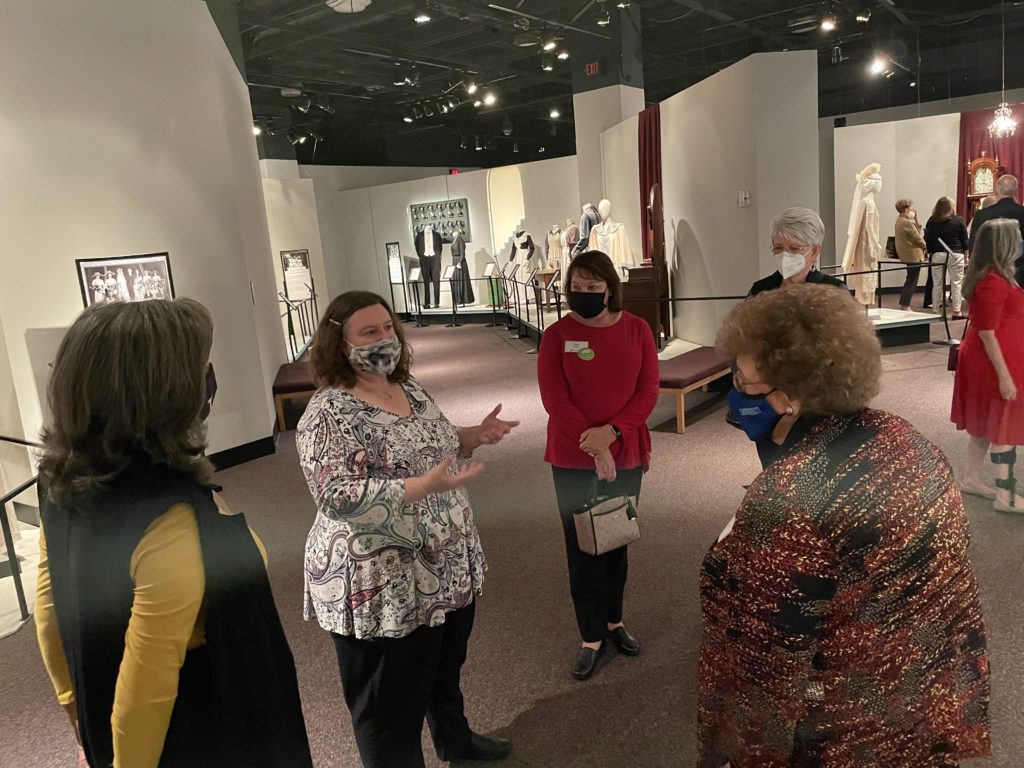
[76,252,175,308]
[280,249,313,301]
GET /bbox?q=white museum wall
[833,114,959,290]
[0,312,33,500]
[518,156,582,264]
[301,164,476,192]
[573,85,645,206]
[0,0,285,454]
[600,115,643,264]
[262,177,330,324]
[661,51,820,346]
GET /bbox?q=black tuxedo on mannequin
[414,226,444,306]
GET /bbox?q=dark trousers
[551,466,643,643]
[899,264,922,307]
[332,602,475,768]
[924,264,934,305]
[419,254,441,305]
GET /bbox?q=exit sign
[584,60,602,77]
[449,169,460,175]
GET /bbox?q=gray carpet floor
[1,308,1021,767]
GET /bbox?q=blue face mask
[726,387,782,442]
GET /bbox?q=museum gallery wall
[0,0,285,456]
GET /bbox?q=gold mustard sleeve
[34,523,76,706]
[112,503,205,768]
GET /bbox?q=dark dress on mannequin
[573,206,600,255]
[450,235,475,305]
[414,226,444,306]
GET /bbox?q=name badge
[564,340,588,353]
[410,389,429,402]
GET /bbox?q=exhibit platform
[866,306,943,347]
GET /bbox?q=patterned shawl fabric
[296,377,486,640]
[699,409,990,768]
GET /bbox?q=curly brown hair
[39,298,215,503]
[716,284,880,414]
[310,291,412,388]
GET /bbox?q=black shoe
[424,303,432,309]
[451,732,514,763]
[609,626,640,656]
[572,642,605,680]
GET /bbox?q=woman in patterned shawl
[296,291,519,768]
[700,284,990,768]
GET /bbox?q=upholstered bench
[658,347,731,433]
[272,361,316,431]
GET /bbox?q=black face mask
[569,290,607,319]
[199,363,217,422]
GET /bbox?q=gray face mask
[348,336,402,375]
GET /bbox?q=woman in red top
[953,217,1024,512]
[537,250,659,681]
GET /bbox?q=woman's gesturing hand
[594,449,617,483]
[478,404,520,445]
[406,457,484,503]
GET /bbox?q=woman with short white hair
[748,207,847,296]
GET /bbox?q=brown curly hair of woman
[716,283,881,415]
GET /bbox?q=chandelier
[989,2,1016,138]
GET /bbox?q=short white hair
[770,207,826,248]
[997,174,1018,197]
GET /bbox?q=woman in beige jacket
[895,198,927,310]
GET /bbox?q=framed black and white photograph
[385,242,404,284]
[76,252,174,308]
[281,249,314,300]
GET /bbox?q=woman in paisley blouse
[700,284,990,768]
[296,291,518,768]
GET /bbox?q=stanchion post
[485,276,501,327]
[412,281,428,328]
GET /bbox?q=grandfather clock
[966,151,1000,220]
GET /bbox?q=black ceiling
[239,1,1024,168]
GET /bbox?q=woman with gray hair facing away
[748,207,847,296]
[953,218,1024,512]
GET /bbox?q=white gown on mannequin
[589,220,635,271]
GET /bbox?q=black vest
[40,464,312,768]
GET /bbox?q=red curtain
[956,104,1024,223]
[638,103,662,264]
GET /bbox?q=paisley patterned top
[296,377,485,640]
[699,409,990,768]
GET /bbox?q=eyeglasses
[733,370,776,398]
[769,243,813,256]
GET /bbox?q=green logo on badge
[578,347,595,361]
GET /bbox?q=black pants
[551,466,643,643]
[332,602,475,768]
[899,264,922,308]
[419,254,441,305]
[924,264,934,305]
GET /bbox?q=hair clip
[328,318,343,328]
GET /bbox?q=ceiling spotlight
[466,81,478,95]
[460,136,468,149]
[909,81,917,88]
[549,108,560,119]
[542,38,557,52]
[475,136,483,151]
[596,4,611,26]
[483,91,497,105]
[869,56,887,75]
[557,49,570,61]
[513,142,519,153]
[413,105,423,118]
[821,16,837,32]
[298,134,307,144]
[423,103,434,117]
[317,99,336,115]
[413,0,431,23]
[392,62,406,86]
[403,114,414,123]
[539,146,546,153]
[856,11,871,23]
[502,117,514,136]
[541,58,555,72]
[616,0,630,7]
[287,132,300,146]
[252,124,262,136]
[440,102,449,114]
[296,99,313,114]
[473,99,482,107]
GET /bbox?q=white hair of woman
[770,207,826,248]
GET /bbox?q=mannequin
[573,203,600,255]
[414,224,443,307]
[450,234,475,305]
[841,163,884,307]
[561,218,579,262]
[545,225,562,268]
[507,230,537,270]
[588,199,636,271]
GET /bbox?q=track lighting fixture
[557,49,570,61]
[317,98,335,115]
[869,56,887,76]
[820,15,837,32]
[473,99,482,108]
[413,0,431,24]
[616,0,630,7]
[541,58,554,72]
[538,146,546,153]
[440,102,449,114]
[475,136,483,151]
[287,132,301,146]
[542,38,557,52]
[252,124,262,136]
[513,142,519,153]
[502,117,513,136]
[856,11,871,23]
[460,136,468,149]
[448,98,458,109]
[423,103,434,117]
[413,105,424,118]
[483,91,496,106]
[296,99,313,114]
[550,124,558,137]
[298,134,307,144]
[392,62,406,87]
[465,81,478,95]
[549,108,560,119]
[596,3,611,26]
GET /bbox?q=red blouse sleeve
[970,273,1012,331]
[610,318,660,431]
[537,324,592,439]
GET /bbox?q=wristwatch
[609,424,622,440]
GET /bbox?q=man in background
[968,174,1024,287]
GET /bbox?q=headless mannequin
[841,165,883,307]
[574,204,600,255]
[588,199,636,271]
[414,224,443,307]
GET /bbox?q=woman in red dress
[953,217,1024,512]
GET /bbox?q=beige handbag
[573,484,640,556]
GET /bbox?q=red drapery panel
[956,104,1024,224]
[638,103,662,264]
